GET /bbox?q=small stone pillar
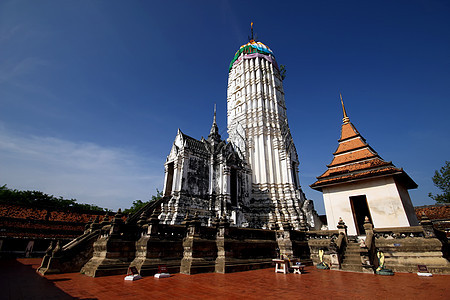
[333,218,348,270]
[180,212,217,275]
[186,212,202,238]
[361,216,374,271]
[363,216,374,249]
[136,211,147,228]
[420,213,436,238]
[147,209,161,237]
[276,220,294,260]
[109,209,124,236]
[89,216,101,231]
[100,212,111,226]
[84,218,93,233]
[215,215,231,273]
[337,217,348,240]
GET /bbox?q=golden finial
[340,93,350,124]
[249,22,255,42]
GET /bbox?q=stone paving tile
[0,259,448,300]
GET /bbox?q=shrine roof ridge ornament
[340,93,350,124]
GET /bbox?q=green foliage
[428,161,450,203]
[123,199,147,215]
[0,184,105,211]
[123,189,163,215]
[280,64,287,80]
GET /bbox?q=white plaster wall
[323,176,415,235]
[396,180,419,226]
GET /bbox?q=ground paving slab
[0,258,449,299]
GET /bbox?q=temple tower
[227,26,314,229]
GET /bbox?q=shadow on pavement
[0,259,83,300]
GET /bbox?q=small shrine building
[310,95,419,235]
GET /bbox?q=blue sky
[1,0,449,214]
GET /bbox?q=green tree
[428,161,450,203]
[123,189,163,215]
[0,184,105,211]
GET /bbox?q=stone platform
[2,258,449,299]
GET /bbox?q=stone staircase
[341,237,374,273]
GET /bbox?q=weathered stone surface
[80,234,136,277]
[307,230,340,267]
[80,211,136,277]
[37,230,99,275]
[129,224,184,275]
[375,235,450,274]
[215,226,278,273]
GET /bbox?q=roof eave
[310,171,405,192]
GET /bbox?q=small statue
[375,250,394,275]
[316,249,330,269]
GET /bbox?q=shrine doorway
[164,162,174,196]
[350,195,372,235]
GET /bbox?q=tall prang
[227,25,321,230]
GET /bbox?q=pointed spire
[311,94,418,191]
[208,103,221,142]
[340,93,350,124]
[249,21,255,42]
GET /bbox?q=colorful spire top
[229,41,275,71]
[228,22,277,71]
[340,93,350,124]
[234,41,274,57]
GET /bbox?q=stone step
[342,253,362,258]
[342,255,361,261]
[345,248,368,254]
[341,263,374,274]
[341,264,364,272]
[343,257,362,264]
[346,244,362,249]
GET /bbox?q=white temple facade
[227,38,319,230]
[160,31,322,230]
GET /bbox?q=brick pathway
[1,258,449,299]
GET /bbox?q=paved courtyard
[0,258,448,299]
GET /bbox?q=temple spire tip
[208,103,221,141]
[249,21,255,42]
[340,93,350,124]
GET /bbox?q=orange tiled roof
[0,203,110,239]
[415,205,450,220]
[311,113,417,191]
[334,136,367,154]
[340,122,359,140]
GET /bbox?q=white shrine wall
[323,176,418,236]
